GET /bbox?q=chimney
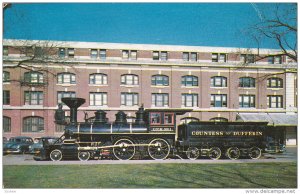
[61,97,85,125]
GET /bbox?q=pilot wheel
[186,147,200,160]
[78,151,91,161]
[148,138,170,160]
[113,139,136,160]
[50,149,63,161]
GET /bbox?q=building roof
[236,113,298,126]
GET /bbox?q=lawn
[3,162,297,188]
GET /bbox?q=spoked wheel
[78,151,91,161]
[148,138,170,160]
[226,147,240,160]
[186,147,200,160]
[50,149,63,161]
[249,147,262,159]
[208,147,222,160]
[113,139,135,160]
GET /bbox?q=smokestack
[61,97,85,125]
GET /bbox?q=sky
[3,3,296,49]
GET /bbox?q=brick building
[2,39,297,145]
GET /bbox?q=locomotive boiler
[34,97,268,161]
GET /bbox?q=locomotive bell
[94,110,107,123]
[115,111,127,124]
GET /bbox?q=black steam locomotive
[34,97,268,161]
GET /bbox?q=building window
[152,93,169,107]
[268,56,282,64]
[211,76,227,87]
[240,54,255,63]
[67,48,75,58]
[57,73,76,84]
[24,91,43,105]
[267,95,283,108]
[89,73,107,85]
[58,48,65,58]
[210,117,228,122]
[211,94,227,107]
[180,117,200,124]
[57,91,76,104]
[3,46,8,56]
[151,75,169,86]
[3,90,10,105]
[121,93,138,106]
[100,49,106,59]
[3,116,11,132]
[24,71,44,84]
[183,52,189,61]
[160,51,168,61]
[3,71,10,82]
[122,50,129,59]
[239,95,255,108]
[182,94,198,107]
[130,50,137,60]
[181,75,198,87]
[90,49,98,59]
[191,52,197,61]
[89,92,107,106]
[121,74,138,85]
[153,51,159,60]
[212,53,226,62]
[23,116,44,133]
[239,77,255,88]
[267,77,283,88]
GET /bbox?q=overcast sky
[3,3,295,49]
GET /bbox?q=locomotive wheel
[78,151,91,161]
[186,147,200,160]
[148,138,170,160]
[50,149,63,161]
[208,147,222,160]
[226,147,240,160]
[249,147,262,159]
[113,139,135,160]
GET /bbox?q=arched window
[181,75,198,86]
[3,71,10,82]
[239,77,255,88]
[24,71,44,84]
[210,117,228,122]
[3,116,11,132]
[267,77,283,88]
[57,72,76,84]
[121,74,139,85]
[180,117,200,124]
[89,73,107,85]
[210,76,227,87]
[23,116,44,133]
[151,75,169,86]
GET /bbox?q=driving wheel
[148,138,170,160]
[78,151,91,161]
[113,139,135,160]
[50,149,63,161]
[226,147,240,160]
[249,147,262,159]
[208,147,221,160]
[186,147,200,160]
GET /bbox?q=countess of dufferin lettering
[191,131,263,136]
[191,131,224,136]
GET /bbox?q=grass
[3,162,297,188]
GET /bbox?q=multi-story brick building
[2,39,297,146]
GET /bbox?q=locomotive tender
[34,97,268,161]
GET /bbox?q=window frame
[239,95,256,108]
[121,92,139,106]
[151,75,169,86]
[23,116,44,133]
[239,77,256,88]
[151,93,169,107]
[267,95,283,108]
[3,116,11,132]
[57,72,76,84]
[89,92,108,106]
[57,91,76,104]
[210,76,227,87]
[210,117,228,122]
[181,75,198,87]
[3,71,10,82]
[24,91,43,105]
[90,49,98,59]
[210,94,227,107]
[24,71,44,84]
[3,90,10,105]
[181,93,198,107]
[89,73,108,85]
[121,74,139,85]
[267,77,283,88]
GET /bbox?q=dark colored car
[3,136,34,154]
[265,142,286,153]
[29,136,58,154]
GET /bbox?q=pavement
[2,146,297,165]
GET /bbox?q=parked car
[3,137,8,143]
[265,142,286,154]
[3,136,34,154]
[29,136,58,154]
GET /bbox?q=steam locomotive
[33,97,268,161]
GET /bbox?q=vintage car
[3,136,34,154]
[265,142,286,154]
[29,136,58,154]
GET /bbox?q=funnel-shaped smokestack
[61,97,85,124]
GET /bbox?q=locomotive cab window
[150,113,161,125]
[164,113,174,125]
